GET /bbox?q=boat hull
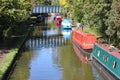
[72,40,92,64]
[92,57,118,80]
[92,43,120,80]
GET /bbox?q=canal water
[9,18,105,80]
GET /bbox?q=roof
[63,18,71,23]
[95,43,120,59]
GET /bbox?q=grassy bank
[83,27,101,38]
[0,25,32,79]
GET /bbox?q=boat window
[97,50,100,57]
[105,56,109,62]
[102,55,105,61]
[113,61,117,69]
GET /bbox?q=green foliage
[66,0,109,27]
[33,0,51,5]
[0,26,31,79]
[105,0,120,45]
[65,0,120,47]
[51,0,60,6]
[105,1,120,36]
[0,48,18,78]
[0,0,32,37]
[33,0,60,6]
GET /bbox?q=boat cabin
[61,18,72,29]
[73,28,97,49]
[92,43,120,79]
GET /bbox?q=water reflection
[9,50,33,80]
[57,44,96,80]
[43,28,58,37]
[26,36,69,49]
[92,65,105,80]
[9,17,105,80]
[28,48,63,80]
[9,40,104,80]
[61,29,72,39]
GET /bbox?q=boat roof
[63,18,71,22]
[74,28,95,36]
[95,43,120,59]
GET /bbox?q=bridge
[31,5,66,16]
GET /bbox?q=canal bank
[0,25,33,80]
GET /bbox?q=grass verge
[0,26,32,79]
[83,27,101,38]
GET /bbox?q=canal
[9,18,105,80]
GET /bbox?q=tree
[33,0,51,5]
[59,0,120,47]
[51,0,60,5]
[105,0,120,45]
[0,0,32,37]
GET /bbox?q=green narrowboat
[92,43,120,80]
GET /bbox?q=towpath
[0,37,20,65]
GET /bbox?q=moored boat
[72,28,97,50]
[61,18,72,29]
[72,28,97,63]
[55,16,62,27]
[92,43,120,80]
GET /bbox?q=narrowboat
[72,28,97,50]
[92,43,120,80]
[72,28,96,64]
[61,18,72,29]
